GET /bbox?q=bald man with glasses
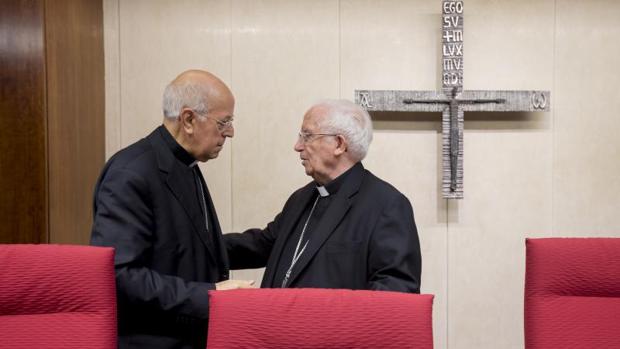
[225,99,421,293]
[91,70,252,349]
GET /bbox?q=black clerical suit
[225,163,421,292]
[91,126,229,349]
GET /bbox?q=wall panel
[229,0,340,281]
[46,0,105,244]
[553,0,620,236]
[0,0,47,244]
[115,0,234,229]
[1,0,104,245]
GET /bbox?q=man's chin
[200,152,219,162]
[209,148,224,159]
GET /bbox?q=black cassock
[91,126,229,349]
[225,162,421,292]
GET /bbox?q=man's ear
[180,108,195,134]
[334,135,347,156]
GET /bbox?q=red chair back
[208,288,434,349]
[525,238,620,348]
[0,244,117,349]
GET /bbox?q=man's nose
[223,125,234,137]
[294,138,304,152]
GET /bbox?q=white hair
[314,99,373,161]
[162,80,209,119]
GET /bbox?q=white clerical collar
[189,160,199,168]
[316,186,330,197]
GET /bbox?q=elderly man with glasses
[91,70,253,349]
[225,99,421,293]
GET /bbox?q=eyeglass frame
[297,131,339,144]
[190,109,234,132]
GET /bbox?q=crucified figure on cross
[403,87,506,192]
[356,0,550,199]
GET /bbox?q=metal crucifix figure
[402,87,506,192]
[355,0,550,199]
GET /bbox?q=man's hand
[215,279,255,290]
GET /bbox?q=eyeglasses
[297,132,338,144]
[192,109,234,132]
[208,116,234,132]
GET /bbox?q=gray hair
[315,99,373,161]
[162,80,210,119]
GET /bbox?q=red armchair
[208,288,434,349]
[0,244,117,349]
[524,238,620,348]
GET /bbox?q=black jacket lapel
[148,130,217,263]
[262,183,316,287]
[285,164,365,287]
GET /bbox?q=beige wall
[103,1,620,348]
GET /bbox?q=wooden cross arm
[459,90,550,112]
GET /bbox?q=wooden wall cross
[355,0,550,199]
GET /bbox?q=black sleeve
[367,193,422,293]
[90,168,212,319]
[224,212,284,270]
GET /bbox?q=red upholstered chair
[208,288,434,349]
[524,238,620,349]
[0,244,117,349]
